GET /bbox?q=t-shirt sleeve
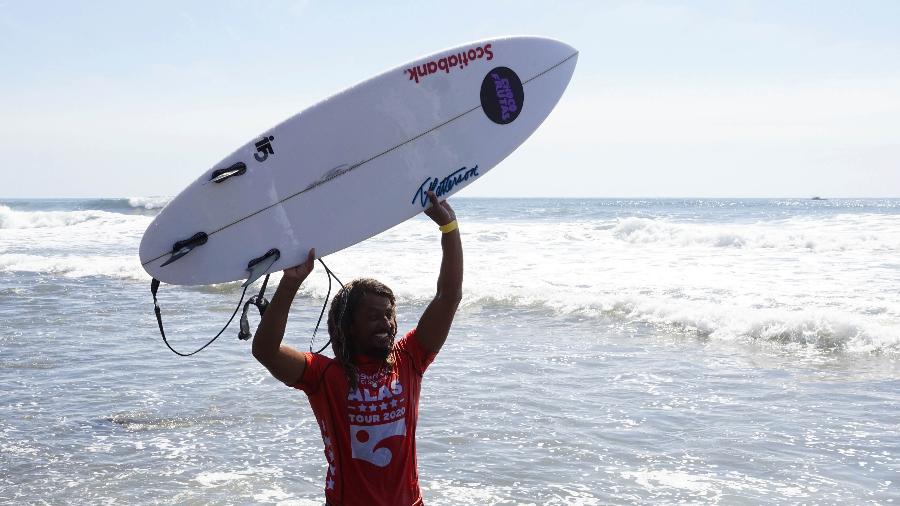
[290,352,331,393]
[397,328,438,376]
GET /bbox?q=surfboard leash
[150,278,252,357]
[310,258,344,354]
[238,274,273,341]
[150,258,343,357]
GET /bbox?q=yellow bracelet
[439,220,458,234]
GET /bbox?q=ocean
[1,197,898,504]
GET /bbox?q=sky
[1,0,899,198]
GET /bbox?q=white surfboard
[140,36,578,285]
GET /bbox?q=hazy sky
[2,1,898,198]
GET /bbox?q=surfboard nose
[491,36,578,86]
[508,35,578,60]
[542,37,578,57]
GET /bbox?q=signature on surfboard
[412,165,479,207]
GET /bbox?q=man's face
[349,293,396,358]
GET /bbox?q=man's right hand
[283,248,316,284]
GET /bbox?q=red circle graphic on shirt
[356,429,370,443]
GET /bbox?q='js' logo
[254,136,275,162]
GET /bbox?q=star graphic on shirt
[327,478,335,490]
[323,436,331,446]
[369,404,379,412]
[390,399,398,408]
[380,402,389,410]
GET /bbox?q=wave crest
[0,254,148,280]
[0,205,109,229]
[449,293,900,356]
[612,216,900,252]
[593,297,898,355]
[127,196,170,210]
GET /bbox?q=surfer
[252,190,462,505]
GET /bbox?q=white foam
[0,206,148,238]
[194,467,286,490]
[252,485,292,503]
[0,208,151,280]
[589,296,900,354]
[420,478,517,504]
[127,196,170,210]
[611,215,900,252]
[623,469,720,494]
[196,471,248,487]
[0,253,149,280]
[3,202,898,355]
[297,214,900,355]
[0,205,113,229]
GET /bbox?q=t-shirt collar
[353,353,384,366]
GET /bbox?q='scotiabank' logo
[404,44,494,84]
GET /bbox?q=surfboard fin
[210,162,247,183]
[243,248,280,287]
[160,232,208,267]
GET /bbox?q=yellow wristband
[439,220,458,234]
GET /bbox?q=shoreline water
[2,198,898,503]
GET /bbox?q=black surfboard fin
[210,162,247,183]
[243,248,280,287]
[160,232,208,267]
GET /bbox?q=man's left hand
[424,190,456,227]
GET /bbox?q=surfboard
[140,36,578,285]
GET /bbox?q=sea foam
[3,199,898,356]
[0,205,113,229]
[127,196,171,210]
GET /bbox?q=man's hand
[424,191,456,227]
[283,248,316,283]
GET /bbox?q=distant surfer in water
[252,190,462,505]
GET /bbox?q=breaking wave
[570,295,900,355]
[0,253,148,280]
[0,205,112,229]
[3,198,898,357]
[80,197,170,213]
[125,196,170,210]
[298,280,900,356]
[611,216,900,252]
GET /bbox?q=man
[252,190,462,505]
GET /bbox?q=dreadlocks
[327,278,397,389]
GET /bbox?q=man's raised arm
[416,191,463,354]
[252,248,316,385]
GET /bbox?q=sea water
[1,197,898,504]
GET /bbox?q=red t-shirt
[292,329,437,506]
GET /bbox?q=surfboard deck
[140,36,578,285]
